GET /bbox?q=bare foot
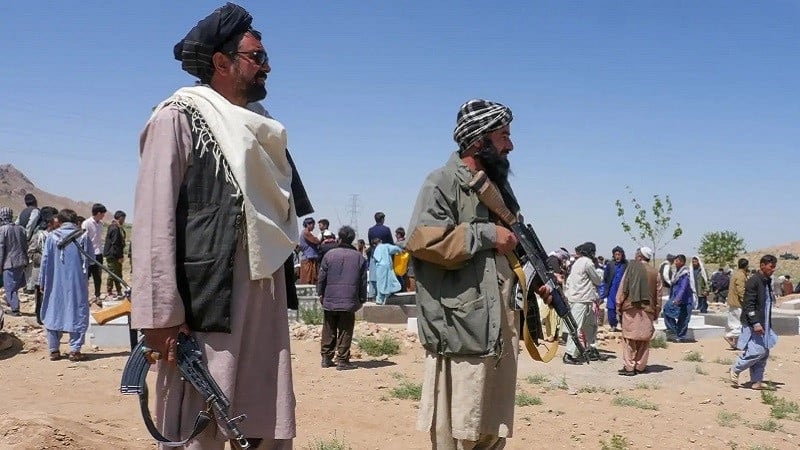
[751,382,763,390]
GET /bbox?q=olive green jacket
[406,153,505,357]
[729,268,748,309]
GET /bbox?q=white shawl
[149,86,298,281]
[688,255,708,302]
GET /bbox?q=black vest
[175,114,243,333]
[18,206,35,229]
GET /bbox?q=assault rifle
[121,333,250,448]
[469,171,590,364]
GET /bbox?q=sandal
[68,351,85,362]
[50,351,62,361]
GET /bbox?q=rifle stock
[469,170,590,364]
[92,298,131,325]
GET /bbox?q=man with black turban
[132,3,298,448]
[406,99,550,448]
[562,242,603,364]
[602,245,628,332]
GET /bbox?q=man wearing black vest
[131,4,302,448]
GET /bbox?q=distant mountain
[751,241,800,257]
[0,164,96,218]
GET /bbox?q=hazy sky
[1,1,797,258]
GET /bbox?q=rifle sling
[506,253,559,363]
[137,383,213,447]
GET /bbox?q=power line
[346,194,360,236]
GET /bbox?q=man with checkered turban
[406,99,543,448]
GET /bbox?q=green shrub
[299,304,323,325]
[526,374,549,385]
[684,351,703,362]
[612,395,659,411]
[766,396,799,420]
[749,419,783,432]
[600,434,630,450]
[390,381,422,401]
[357,335,401,357]
[650,336,668,349]
[717,411,741,428]
[306,432,351,450]
[760,390,778,405]
[515,392,543,406]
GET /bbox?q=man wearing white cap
[615,247,660,375]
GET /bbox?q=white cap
[638,246,654,260]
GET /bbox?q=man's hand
[141,324,191,364]
[753,323,764,335]
[495,226,518,254]
[537,284,552,304]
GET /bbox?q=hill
[0,164,96,218]
[741,242,800,282]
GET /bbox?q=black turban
[575,242,596,258]
[173,2,254,80]
[453,99,513,152]
[37,206,58,231]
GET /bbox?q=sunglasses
[231,50,269,66]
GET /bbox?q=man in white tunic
[131,3,298,449]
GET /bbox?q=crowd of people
[0,195,128,359]
[549,244,783,392]
[294,211,417,371]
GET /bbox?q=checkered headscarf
[0,207,12,225]
[173,2,254,81]
[453,99,513,151]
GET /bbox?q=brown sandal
[68,351,85,362]
[50,351,62,361]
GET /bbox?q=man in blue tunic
[39,209,93,362]
[602,246,627,332]
[730,255,778,390]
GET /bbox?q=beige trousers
[622,338,650,372]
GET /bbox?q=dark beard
[234,63,268,103]
[474,137,520,213]
[245,78,267,103]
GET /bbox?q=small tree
[698,230,746,266]
[615,186,682,263]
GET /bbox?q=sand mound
[0,412,134,449]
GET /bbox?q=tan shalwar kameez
[132,107,296,449]
[417,255,518,450]
[616,261,659,373]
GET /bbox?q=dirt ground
[1,296,799,450]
